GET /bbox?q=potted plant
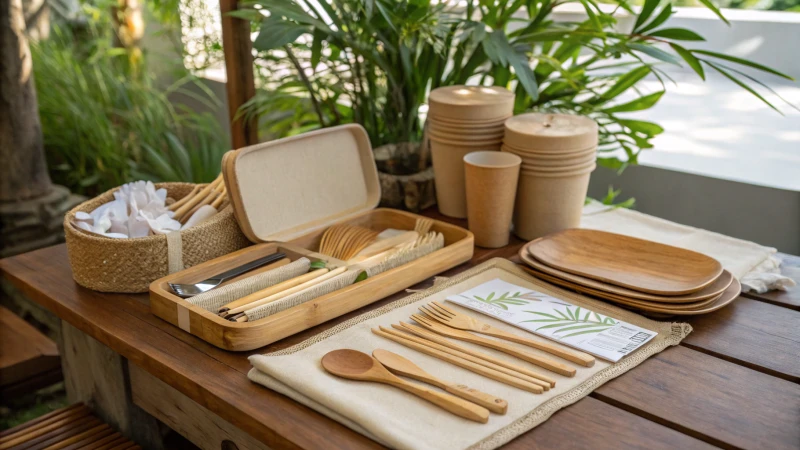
[235,0,793,208]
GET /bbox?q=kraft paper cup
[430,135,504,148]
[428,114,511,127]
[431,141,501,218]
[520,163,596,177]
[429,127,505,142]
[504,113,598,151]
[520,159,596,173]
[503,147,596,167]
[513,170,592,240]
[503,141,597,159]
[464,151,521,248]
[429,86,514,121]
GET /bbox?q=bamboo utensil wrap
[185,258,311,312]
[65,182,250,293]
[248,259,692,450]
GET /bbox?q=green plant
[237,0,795,172]
[521,307,618,338]
[32,26,227,195]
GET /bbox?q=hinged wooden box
[150,125,473,350]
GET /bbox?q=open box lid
[222,124,381,243]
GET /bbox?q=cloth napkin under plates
[248,259,691,450]
[581,202,795,293]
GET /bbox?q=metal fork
[419,302,595,367]
[168,252,286,298]
[410,313,577,377]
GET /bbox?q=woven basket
[64,182,252,293]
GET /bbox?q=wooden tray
[520,266,740,315]
[528,229,724,295]
[519,243,733,303]
[150,208,474,351]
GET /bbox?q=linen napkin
[248,259,690,450]
[580,202,795,293]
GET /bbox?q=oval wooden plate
[519,243,733,303]
[521,265,741,315]
[522,265,722,310]
[528,229,724,295]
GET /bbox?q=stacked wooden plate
[518,229,741,316]
[427,85,515,219]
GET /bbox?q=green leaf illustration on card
[462,290,535,310]
[520,306,617,338]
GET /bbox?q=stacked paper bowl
[428,85,515,218]
[502,113,599,240]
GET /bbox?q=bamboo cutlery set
[323,301,596,422]
[171,218,443,323]
[519,229,741,315]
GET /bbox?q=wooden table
[1,209,798,450]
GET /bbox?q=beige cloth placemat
[249,259,691,450]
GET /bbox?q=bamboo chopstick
[387,324,551,390]
[168,185,201,211]
[225,267,348,320]
[397,322,557,387]
[372,327,544,394]
[173,175,222,220]
[218,266,330,315]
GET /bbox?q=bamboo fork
[395,322,555,387]
[372,327,544,394]
[414,217,434,235]
[412,313,577,377]
[422,302,596,367]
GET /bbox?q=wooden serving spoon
[372,349,508,414]
[321,349,490,423]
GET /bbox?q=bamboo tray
[150,208,473,350]
[149,125,473,351]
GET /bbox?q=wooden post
[60,321,165,449]
[220,0,257,149]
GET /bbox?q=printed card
[446,278,657,362]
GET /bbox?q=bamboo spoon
[372,327,544,394]
[321,349,490,423]
[373,349,509,414]
[412,314,577,377]
[395,322,556,387]
[423,302,596,367]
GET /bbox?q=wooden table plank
[683,297,800,382]
[594,345,800,449]
[505,397,717,450]
[742,253,800,310]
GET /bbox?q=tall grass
[32,27,227,196]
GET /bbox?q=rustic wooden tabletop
[1,208,798,450]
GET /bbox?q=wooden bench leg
[59,321,164,449]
